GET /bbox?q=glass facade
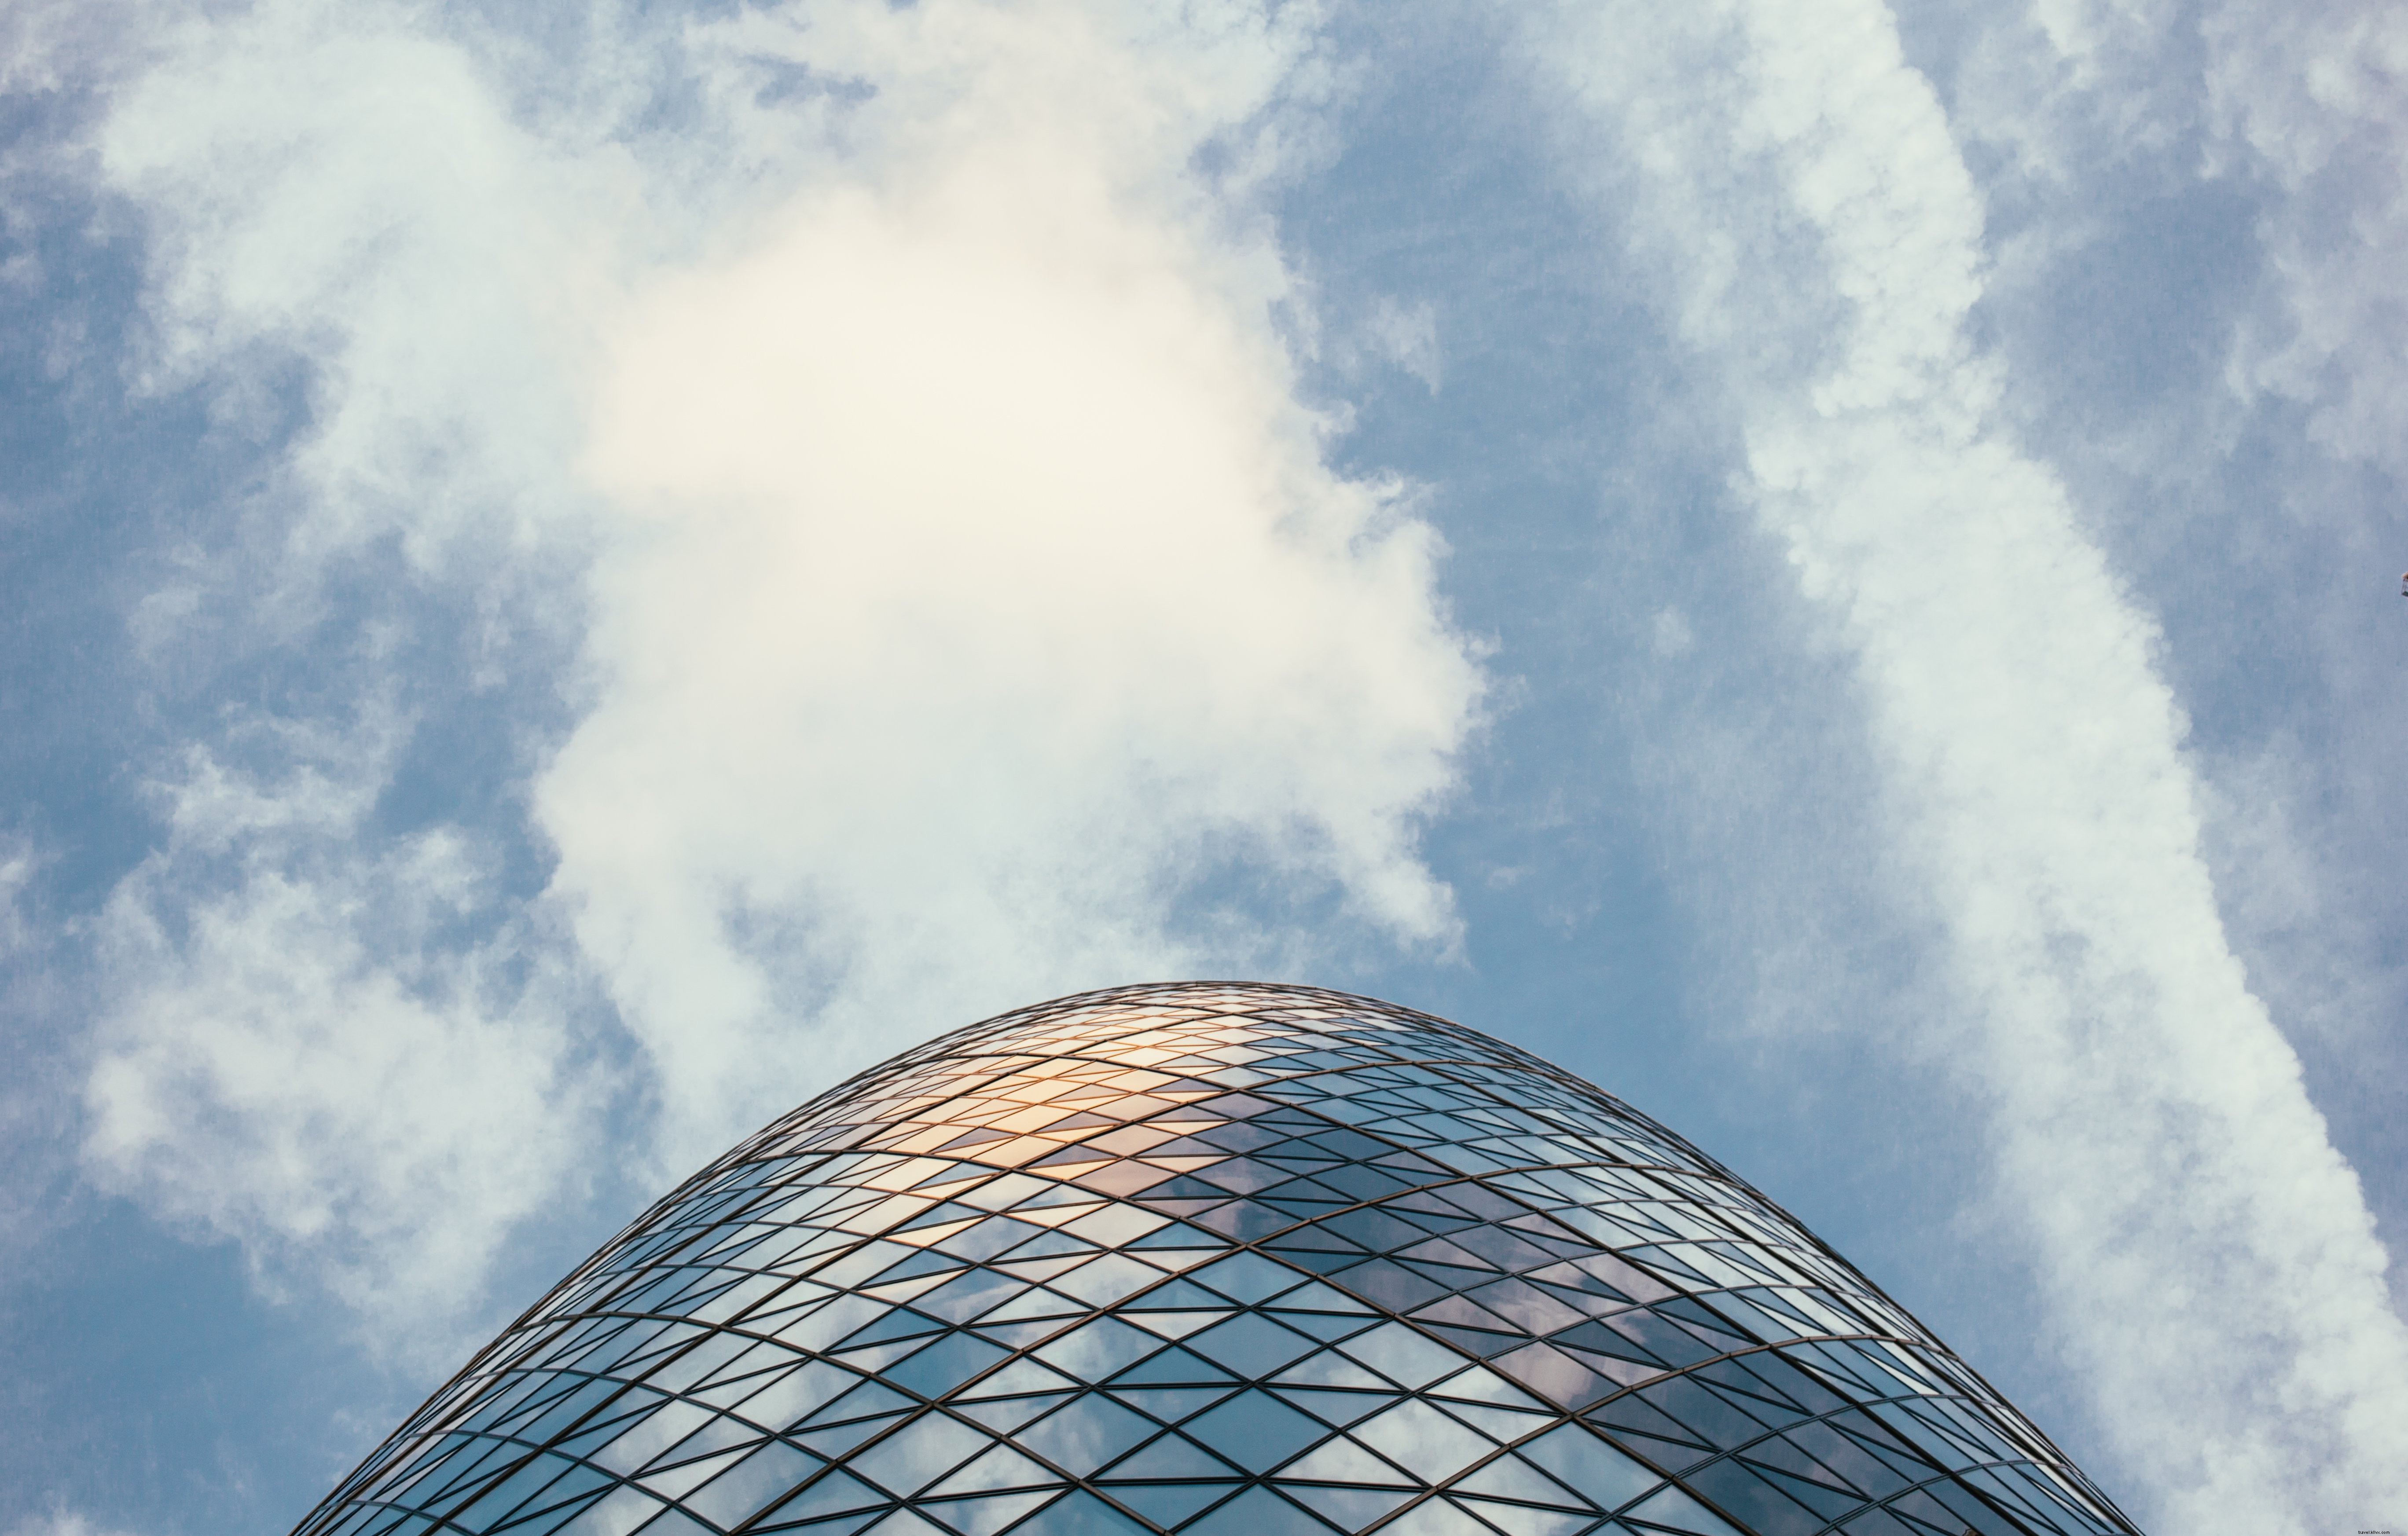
[294,982,2139,1536]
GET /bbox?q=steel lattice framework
[293,982,2141,1536]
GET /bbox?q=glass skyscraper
[294,982,2139,1536]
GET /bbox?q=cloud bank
[77,0,1483,1343]
[1519,0,2408,1528]
[551,0,1484,1174]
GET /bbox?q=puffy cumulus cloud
[1987,0,2408,467]
[2206,1,2408,471]
[1520,0,2408,1529]
[69,0,624,1345]
[72,0,1481,1341]
[82,718,599,1353]
[550,0,1483,1173]
[92,0,617,578]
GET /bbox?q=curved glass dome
[295,982,2138,1536]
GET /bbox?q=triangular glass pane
[1186,1315,1319,1380]
[753,1467,886,1525]
[925,1444,1059,1497]
[1451,1498,1595,1536]
[848,1413,992,1496]
[1101,1386,1236,1425]
[1096,1431,1237,1481]
[679,1441,818,1526]
[1180,1486,1336,1536]
[950,1395,1075,1436]
[1437,1401,1554,1444]
[1188,1252,1312,1305]
[492,1464,614,1532]
[1350,1400,1492,1484]
[1336,1325,1464,1390]
[853,1509,949,1536]
[1622,1486,1743,1536]
[1035,1320,1161,1383]
[1273,1312,1382,1345]
[956,1359,1078,1400]
[1271,1353,1392,1392]
[1275,1434,1413,1487]
[804,1382,914,1430]
[999,1231,1106,1266]
[1109,1348,1236,1386]
[1127,1223,1228,1252]
[1182,1389,1332,1474]
[1743,1462,1862,1522]
[911,1271,1031,1326]
[1121,1280,1228,1312]
[923,1491,1061,1536]
[887,1334,1011,1400]
[1014,1395,1155,1477]
[1450,1454,1589,1511]
[1278,1485,1419,1532]
[1051,1255,1164,1309]
[972,1321,1071,1350]
[995,1255,1102,1285]
[552,1484,663,1536]
[1098,1481,1240,1530]
[1323,1496,1457,1536]
[1124,1310,1231,1340]
[1005,1490,1151,1536]
[1266,1386,1397,1429]
[725,1364,860,1434]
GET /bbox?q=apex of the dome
[294,986,2138,1536]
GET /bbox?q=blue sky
[2,1,2403,1534]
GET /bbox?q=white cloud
[1521,0,2408,1529]
[1365,295,1443,392]
[2204,0,2408,472]
[83,724,599,1355]
[73,0,619,1345]
[74,0,1483,1338]
[94,0,613,581]
[550,0,1483,1174]
[1928,0,2408,1255]
[1994,0,2408,472]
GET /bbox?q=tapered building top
[295,982,2137,1536]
